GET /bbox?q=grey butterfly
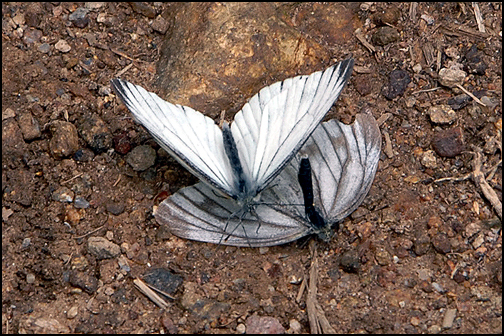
[111,59,354,210]
[155,111,381,246]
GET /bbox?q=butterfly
[155,111,381,246]
[111,59,354,207]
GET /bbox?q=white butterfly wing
[111,79,236,196]
[155,112,380,247]
[299,111,381,223]
[231,59,354,195]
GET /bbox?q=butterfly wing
[155,171,312,247]
[298,110,381,223]
[231,59,354,196]
[111,79,237,197]
[155,112,380,247]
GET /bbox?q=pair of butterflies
[111,58,381,247]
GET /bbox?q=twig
[306,240,336,334]
[355,29,376,54]
[73,225,105,240]
[455,84,487,107]
[115,63,134,78]
[472,2,486,33]
[133,278,170,310]
[61,173,83,184]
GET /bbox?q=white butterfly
[111,59,354,205]
[155,111,381,246]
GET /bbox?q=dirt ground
[2,2,502,334]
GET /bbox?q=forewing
[111,79,237,197]
[231,59,354,195]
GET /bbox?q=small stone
[126,145,157,171]
[49,121,79,158]
[52,186,74,203]
[431,127,464,157]
[442,308,457,329]
[448,94,472,110]
[246,314,285,334]
[288,319,302,334]
[372,26,400,46]
[67,306,78,319]
[383,69,411,100]
[26,273,36,284]
[412,63,422,73]
[78,114,112,154]
[23,28,42,45]
[236,323,246,334]
[21,237,31,249]
[428,105,456,124]
[16,112,41,140]
[438,67,466,88]
[340,249,360,273]
[2,118,27,156]
[87,236,121,260]
[2,107,16,120]
[420,13,435,25]
[151,15,169,34]
[420,150,437,169]
[432,233,451,254]
[38,43,51,53]
[55,39,71,53]
[69,7,90,28]
[74,196,90,209]
[106,201,125,215]
[129,2,157,18]
[68,270,99,294]
[113,132,132,154]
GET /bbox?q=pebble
[38,43,51,53]
[431,233,451,254]
[414,233,431,256]
[106,201,125,215]
[431,282,445,293]
[23,28,42,45]
[78,114,112,154]
[161,316,178,334]
[3,107,16,120]
[428,105,456,124]
[383,69,411,100]
[67,306,78,319]
[69,7,90,28]
[2,118,27,156]
[129,2,157,18]
[431,127,465,157]
[246,314,285,334]
[21,237,31,249]
[420,150,437,169]
[143,268,184,295]
[52,186,74,203]
[372,26,400,46]
[151,15,169,34]
[55,39,71,53]
[19,317,70,333]
[26,273,36,284]
[236,323,246,334]
[117,255,131,273]
[68,270,99,294]
[49,121,79,158]
[74,196,90,209]
[126,145,157,171]
[442,308,457,329]
[448,94,472,110]
[113,132,132,154]
[87,236,121,260]
[438,67,466,88]
[464,44,487,75]
[288,319,302,334]
[339,249,360,273]
[16,112,41,140]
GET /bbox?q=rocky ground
[2,2,502,334]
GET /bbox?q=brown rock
[49,121,79,158]
[431,127,464,157]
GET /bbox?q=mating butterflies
[156,112,381,246]
[111,59,354,205]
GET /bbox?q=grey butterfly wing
[298,111,381,224]
[155,169,312,247]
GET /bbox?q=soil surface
[2,2,502,334]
